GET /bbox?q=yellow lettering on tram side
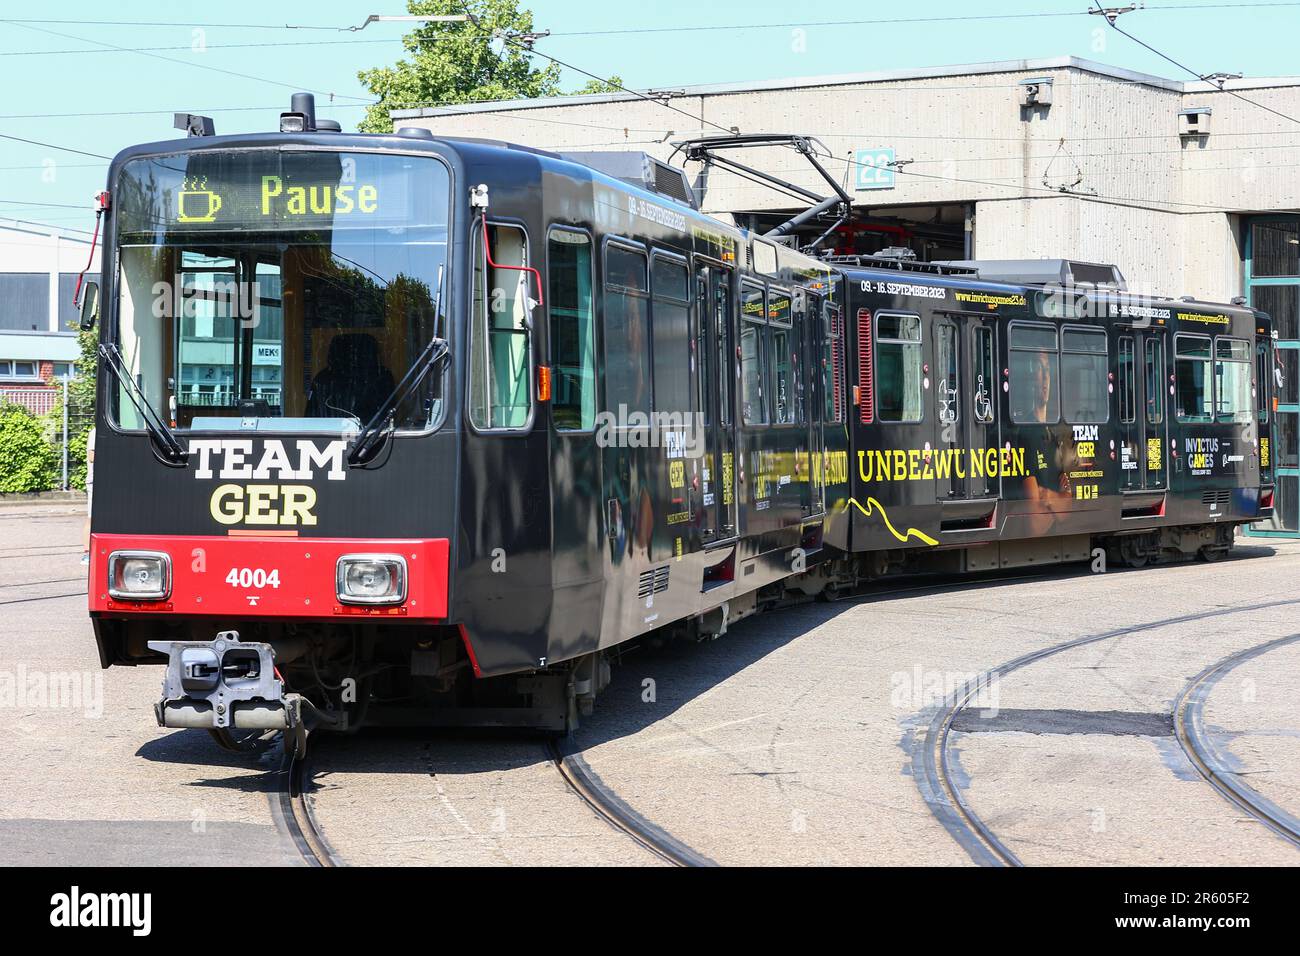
[856,446,1030,482]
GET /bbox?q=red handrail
[481,211,544,308]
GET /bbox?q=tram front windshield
[112,148,450,432]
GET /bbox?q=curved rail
[915,598,1300,867]
[1174,633,1300,851]
[271,750,344,867]
[548,739,717,868]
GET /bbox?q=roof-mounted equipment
[557,150,698,209]
[671,134,853,252]
[934,258,1127,291]
[174,113,215,137]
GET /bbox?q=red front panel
[88,535,449,620]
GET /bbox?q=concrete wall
[395,57,1300,301]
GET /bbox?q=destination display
[116,149,444,235]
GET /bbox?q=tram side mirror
[78,281,100,331]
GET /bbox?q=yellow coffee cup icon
[177,184,222,223]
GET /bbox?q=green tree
[356,0,622,133]
[0,403,58,494]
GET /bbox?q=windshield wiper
[347,264,450,467]
[99,343,189,466]
[347,336,450,466]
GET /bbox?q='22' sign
[854,148,896,191]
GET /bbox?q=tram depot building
[392,55,1300,535]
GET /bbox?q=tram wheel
[208,727,275,755]
[1120,542,1148,569]
[1197,545,1229,563]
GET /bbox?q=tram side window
[769,289,796,424]
[973,325,995,424]
[1061,327,1108,424]
[792,295,808,426]
[715,273,732,427]
[740,284,766,425]
[1175,334,1213,423]
[1215,337,1253,424]
[651,256,691,417]
[694,269,709,426]
[935,322,959,424]
[1256,340,1271,425]
[875,312,923,423]
[604,245,651,416]
[469,223,532,429]
[1118,336,1136,424]
[824,304,844,424]
[548,229,595,431]
[1010,324,1060,424]
[1145,338,1164,425]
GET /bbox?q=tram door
[1139,331,1168,491]
[695,262,737,542]
[933,315,999,500]
[804,291,827,517]
[1118,329,1169,492]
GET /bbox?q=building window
[0,360,40,381]
[875,312,922,423]
[1246,214,1300,535]
[469,222,533,430]
[1009,323,1059,424]
[1175,334,1213,423]
[1061,327,1108,424]
[547,229,595,431]
[1251,220,1300,279]
[603,243,651,416]
[58,273,85,332]
[0,274,50,332]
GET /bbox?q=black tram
[80,97,1276,745]
[822,258,1275,582]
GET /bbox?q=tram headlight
[107,551,171,601]
[336,554,407,605]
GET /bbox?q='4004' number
[225,568,281,589]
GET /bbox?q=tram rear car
[831,259,1275,576]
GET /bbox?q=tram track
[547,738,716,867]
[0,547,83,559]
[0,576,85,590]
[270,749,344,867]
[915,597,1300,867]
[0,589,85,607]
[1174,633,1300,851]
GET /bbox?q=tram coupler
[148,631,301,733]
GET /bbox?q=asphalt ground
[3,502,1297,866]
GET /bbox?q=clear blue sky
[2,0,1296,231]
